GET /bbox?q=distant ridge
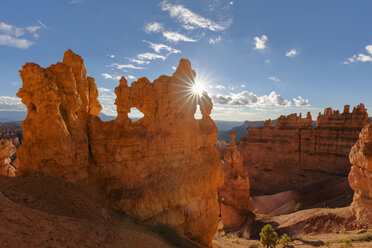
[0,111,27,122]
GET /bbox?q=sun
[192,82,205,96]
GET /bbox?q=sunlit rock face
[218,132,251,231]
[16,50,101,182]
[0,140,16,177]
[16,50,223,246]
[239,105,369,195]
[349,123,372,227]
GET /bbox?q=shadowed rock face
[349,123,372,227]
[218,132,251,231]
[239,105,369,195]
[0,140,16,177]
[15,50,223,246]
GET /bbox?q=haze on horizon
[0,0,371,121]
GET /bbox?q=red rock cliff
[218,132,251,231]
[349,123,372,226]
[16,50,223,246]
[239,105,369,195]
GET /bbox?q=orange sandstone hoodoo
[0,140,16,177]
[349,123,372,227]
[15,49,223,246]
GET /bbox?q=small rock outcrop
[239,105,369,195]
[349,123,372,226]
[0,140,16,177]
[218,132,251,231]
[16,50,223,246]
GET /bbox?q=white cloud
[286,49,298,57]
[209,36,221,44]
[345,45,372,64]
[127,75,136,80]
[264,59,271,64]
[0,21,46,49]
[98,87,111,93]
[254,35,268,50]
[240,84,245,88]
[143,40,181,55]
[97,88,117,116]
[108,63,144,70]
[107,54,115,58]
[0,35,34,49]
[366,45,372,55]
[215,85,226,89]
[268,76,280,82]
[102,73,121,81]
[210,91,305,107]
[128,58,150,65]
[162,31,196,43]
[137,52,166,61]
[144,22,164,33]
[160,0,232,31]
[0,22,24,37]
[0,96,26,111]
[293,96,310,106]
[172,66,177,70]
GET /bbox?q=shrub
[259,224,278,248]
[294,202,303,212]
[248,244,259,248]
[279,233,291,246]
[340,238,352,248]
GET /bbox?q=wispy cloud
[344,44,372,64]
[143,40,181,55]
[0,96,26,111]
[108,63,144,70]
[286,49,299,57]
[160,0,232,31]
[209,36,221,44]
[0,21,46,49]
[128,58,150,65]
[102,73,121,81]
[162,31,196,43]
[127,75,136,80]
[268,76,280,82]
[137,52,166,61]
[144,22,164,33]
[97,88,117,116]
[254,35,268,50]
[210,91,308,107]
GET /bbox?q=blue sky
[0,0,371,121]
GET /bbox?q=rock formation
[16,50,101,182]
[349,123,372,226]
[218,132,251,231]
[16,50,223,246]
[239,105,369,195]
[0,140,16,177]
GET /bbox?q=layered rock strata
[0,140,16,177]
[16,50,223,246]
[349,123,372,226]
[218,132,251,231]
[239,105,369,195]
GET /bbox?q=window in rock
[194,104,202,120]
[128,107,144,122]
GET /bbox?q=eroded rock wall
[239,105,369,195]
[0,140,16,177]
[218,132,251,231]
[349,123,372,226]
[16,50,223,246]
